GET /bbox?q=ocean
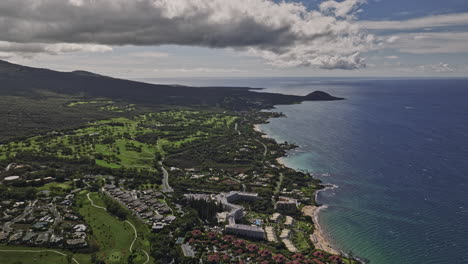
[142,77,468,264]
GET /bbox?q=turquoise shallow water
[145,77,468,264]
[257,79,468,264]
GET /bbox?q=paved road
[159,161,174,193]
[3,200,37,233]
[46,204,62,236]
[225,175,246,192]
[0,249,80,264]
[156,141,173,193]
[234,123,241,135]
[5,163,15,171]
[255,139,268,162]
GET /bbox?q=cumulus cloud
[320,0,366,19]
[0,0,372,69]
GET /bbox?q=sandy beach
[276,157,286,167]
[253,124,271,139]
[253,124,262,133]
[302,205,340,255]
[255,121,339,254]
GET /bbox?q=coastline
[302,205,339,255]
[276,157,285,167]
[254,124,271,139]
[254,122,341,255]
[253,124,262,133]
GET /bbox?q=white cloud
[385,55,399,59]
[130,52,170,58]
[382,32,468,54]
[361,12,468,30]
[68,0,84,7]
[45,43,113,54]
[418,63,454,73]
[320,0,366,19]
[364,13,468,55]
[0,0,372,70]
[0,52,14,59]
[0,41,112,58]
[386,36,399,43]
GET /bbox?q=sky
[1,0,468,78]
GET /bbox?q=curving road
[255,139,268,162]
[3,200,37,233]
[234,122,241,135]
[86,193,107,210]
[159,161,174,193]
[125,220,138,252]
[86,193,150,264]
[0,249,80,264]
[125,219,150,264]
[156,141,173,193]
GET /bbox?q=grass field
[0,246,73,264]
[37,182,73,192]
[76,191,152,264]
[0,245,88,264]
[0,111,238,171]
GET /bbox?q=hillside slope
[0,60,343,142]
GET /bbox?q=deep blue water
[144,77,468,264]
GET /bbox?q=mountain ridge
[0,59,343,142]
[0,59,343,107]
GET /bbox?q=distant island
[0,60,355,264]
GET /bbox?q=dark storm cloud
[0,0,373,69]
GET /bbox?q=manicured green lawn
[0,245,88,264]
[0,110,239,173]
[76,192,152,264]
[37,182,73,192]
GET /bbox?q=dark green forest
[0,60,342,143]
